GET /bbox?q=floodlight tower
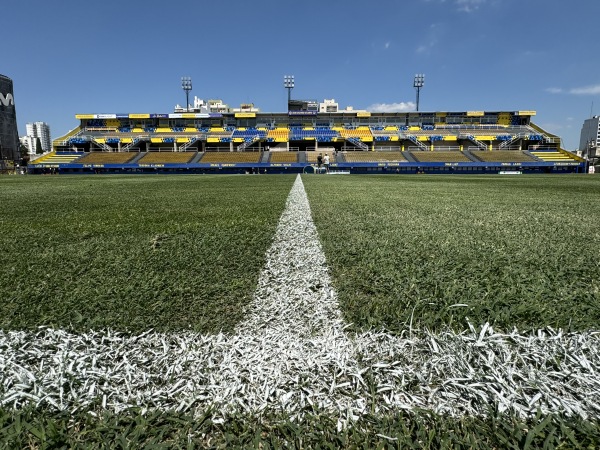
[284,75,295,104]
[413,74,425,111]
[181,77,192,112]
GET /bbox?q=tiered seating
[269,152,298,163]
[31,152,83,164]
[199,152,261,163]
[289,127,339,142]
[68,137,89,145]
[206,127,234,143]
[338,127,373,141]
[207,127,232,136]
[232,128,268,143]
[371,126,399,141]
[267,128,289,142]
[530,150,577,162]
[306,150,336,163]
[86,119,106,128]
[343,151,406,163]
[471,151,536,162]
[410,128,453,136]
[410,151,471,163]
[138,152,195,164]
[84,119,123,131]
[77,152,136,164]
[167,126,199,133]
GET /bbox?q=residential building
[25,121,52,154]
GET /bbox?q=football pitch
[1,174,599,448]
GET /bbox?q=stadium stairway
[130,153,146,164]
[260,152,270,163]
[461,150,487,162]
[402,151,418,162]
[523,150,541,161]
[190,152,204,163]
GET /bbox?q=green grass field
[1,173,600,448]
[4,175,598,335]
[0,175,294,333]
[304,175,600,334]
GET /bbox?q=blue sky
[2,0,598,149]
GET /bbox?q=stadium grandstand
[32,98,585,174]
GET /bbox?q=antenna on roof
[591,101,594,118]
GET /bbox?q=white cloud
[455,0,487,12]
[367,102,416,113]
[545,84,600,95]
[416,44,432,54]
[569,84,600,95]
[384,42,390,50]
[421,0,492,12]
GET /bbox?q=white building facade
[25,121,52,154]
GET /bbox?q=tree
[36,138,43,155]
[19,142,29,159]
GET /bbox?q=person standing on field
[317,153,323,174]
[323,153,330,173]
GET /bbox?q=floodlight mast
[181,77,192,112]
[284,75,295,104]
[413,74,425,112]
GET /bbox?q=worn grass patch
[304,175,600,334]
[0,175,295,334]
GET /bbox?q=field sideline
[1,174,600,447]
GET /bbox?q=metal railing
[179,136,202,151]
[237,135,261,151]
[458,134,488,151]
[91,137,113,152]
[121,136,147,152]
[403,134,428,151]
[344,137,369,150]
[499,133,527,149]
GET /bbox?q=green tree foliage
[35,138,43,155]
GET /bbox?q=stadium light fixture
[181,77,192,112]
[284,75,295,104]
[413,74,425,112]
